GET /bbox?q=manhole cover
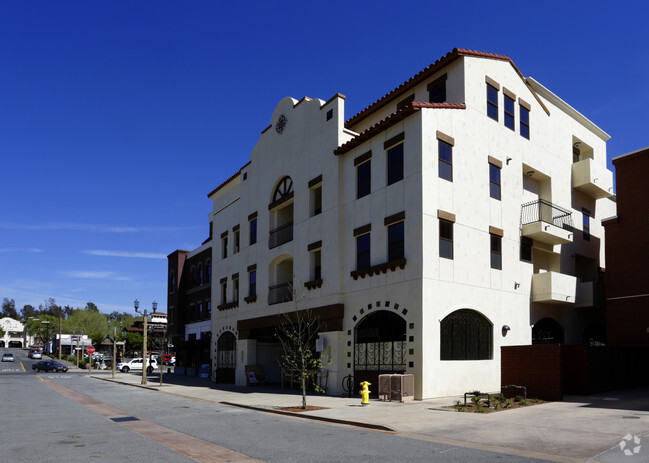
[110,416,139,422]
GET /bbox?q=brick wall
[501,344,563,401]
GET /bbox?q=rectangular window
[489,164,501,200]
[221,281,227,305]
[233,277,239,302]
[221,235,228,259]
[387,143,404,185]
[487,84,498,121]
[356,233,371,270]
[357,160,371,198]
[312,185,322,216]
[438,140,453,182]
[504,94,515,130]
[248,270,256,297]
[583,208,591,241]
[490,234,502,270]
[249,218,257,245]
[396,94,414,111]
[233,229,240,254]
[313,250,322,280]
[520,237,532,262]
[520,105,530,139]
[207,301,211,316]
[439,219,453,259]
[428,76,446,103]
[388,221,404,261]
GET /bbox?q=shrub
[514,395,523,403]
[476,406,485,413]
[471,395,482,405]
[520,399,528,406]
[494,402,501,410]
[456,406,464,412]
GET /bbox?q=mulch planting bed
[441,395,549,413]
[276,405,328,413]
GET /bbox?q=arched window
[191,266,198,287]
[198,263,204,286]
[440,309,492,360]
[532,318,564,344]
[206,259,212,283]
[273,176,293,202]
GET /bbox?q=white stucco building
[171,48,615,399]
[0,317,28,348]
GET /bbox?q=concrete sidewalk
[91,372,649,463]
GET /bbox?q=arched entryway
[354,310,406,396]
[532,317,564,344]
[216,332,237,383]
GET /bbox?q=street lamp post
[107,321,122,379]
[134,300,157,385]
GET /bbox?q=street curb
[220,401,395,432]
[92,376,160,391]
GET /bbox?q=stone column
[235,338,256,386]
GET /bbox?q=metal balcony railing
[268,222,293,249]
[521,199,573,230]
[268,282,293,305]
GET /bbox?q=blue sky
[1,1,647,315]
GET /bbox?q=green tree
[62,307,108,339]
[125,331,143,355]
[1,298,19,319]
[20,304,37,321]
[39,298,63,318]
[25,314,58,344]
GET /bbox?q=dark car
[32,361,68,373]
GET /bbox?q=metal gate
[216,332,236,383]
[354,311,406,395]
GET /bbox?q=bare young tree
[275,287,326,409]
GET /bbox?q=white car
[116,357,158,373]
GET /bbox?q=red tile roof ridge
[345,48,514,129]
[207,169,242,198]
[334,102,465,156]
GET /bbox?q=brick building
[603,147,649,346]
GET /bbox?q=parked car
[163,354,176,365]
[2,353,15,362]
[29,350,42,359]
[116,358,157,373]
[32,361,68,372]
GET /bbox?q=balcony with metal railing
[521,199,573,245]
[268,282,293,305]
[268,222,293,249]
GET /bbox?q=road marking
[36,375,45,381]
[19,361,26,372]
[42,380,261,463]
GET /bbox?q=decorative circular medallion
[275,114,287,134]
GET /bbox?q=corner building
[169,48,615,399]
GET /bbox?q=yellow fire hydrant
[360,381,371,406]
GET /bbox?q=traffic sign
[87,346,96,354]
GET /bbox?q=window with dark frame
[387,143,404,185]
[248,270,256,297]
[487,84,498,121]
[439,219,453,259]
[490,233,502,270]
[233,229,240,253]
[428,76,447,103]
[387,221,404,261]
[233,276,239,302]
[312,185,322,216]
[249,218,257,245]
[396,94,414,111]
[504,94,515,130]
[313,250,322,280]
[583,208,591,241]
[520,237,533,262]
[438,140,453,181]
[221,235,228,259]
[440,309,493,360]
[489,163,501,200]
[221,281,227,305]
[357,160,371,198]
[356,233,371,270]
[520,105,530,139]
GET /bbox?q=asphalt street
[0,347,555,463]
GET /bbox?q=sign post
[87,346,95,375]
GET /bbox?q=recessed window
[221,281,227,305]
[487,84,498,121]
[387,143,404,185]
[249,218,257,245]
[221,234,228,259]
[311,185,322,216]
[583,208,591,241]
[490,234,502,270]
[357,160,371,199]
[248,270,256,297]
[438,140,453,182]
[233,229,240,254]
[233,276,239,302]
[388,221,404,261]
[312,250,322,280]
[356,233,371,270]
[428,75,447,103]
[440,309,493,360]
[520,105,530,139]
[520,237,532,262]
[206,260,212,283]
[326,109,333,120]
[439,219,453,259]
[396,94,414,111]
[489,164,501,200]
[504,94,515,130]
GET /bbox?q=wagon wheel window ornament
[275,115,287,134]
[273,176,293,202]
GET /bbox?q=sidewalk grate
[110,416,139,422]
